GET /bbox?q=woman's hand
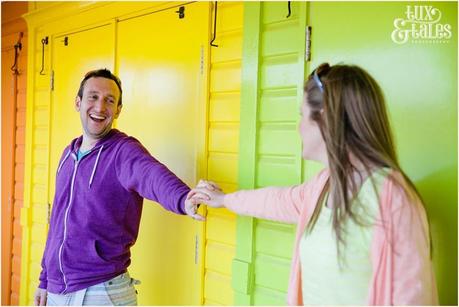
[189,180,225,209]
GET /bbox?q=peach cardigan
[224,169,438,305]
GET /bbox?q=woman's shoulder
[291,168,330,205]
[299,168,330,193]
[378,168,426,217]
[306,168,330,184]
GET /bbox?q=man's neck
[80,135,98,152]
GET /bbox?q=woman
[188,63,438,305]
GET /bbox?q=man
[34,69,205,305]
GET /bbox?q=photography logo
[391,5,452,44]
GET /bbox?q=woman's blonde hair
[304,63,424,257]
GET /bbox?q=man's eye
[88,95,98,100]
[107,99,115,104]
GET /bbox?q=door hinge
[47,203,51,224]
[200,45,204,75]
[50,70,55,91]
[305,26,312,62]
[176,6,185,19]
[194,235,199,264]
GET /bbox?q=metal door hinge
[200,45,204,75]
[305,26,312,62]
[194,235,199,264]
[50,70,55,91]
[176,6,185,19]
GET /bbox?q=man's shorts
[47,272,140,306]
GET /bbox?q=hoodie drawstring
[89,145,104,188]
[57,150,71,174]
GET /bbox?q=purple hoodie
[39,129,190,294]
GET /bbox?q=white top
[300,169,387,305]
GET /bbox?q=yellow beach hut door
[49,24,114,203]
[115,2,209,305]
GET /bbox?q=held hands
[185,180,226,221]
[184,192,207,221]
[192,180,226,208]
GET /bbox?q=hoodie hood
[58,129,128,188]
[69,129,126,154]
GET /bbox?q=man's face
[75,77,122,141]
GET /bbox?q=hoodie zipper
[57,157,79,294]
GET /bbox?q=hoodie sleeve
[38,231,51,290]
[38,265,47,289]
[115,137,190,215]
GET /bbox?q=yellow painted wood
[21,23,115,305]
[20,2,247,305]
[20,2,203,305]
[25,2,178,31]
[49,23,115,211]
[115,2,209,304]
[203,2,243,305]
[20,24,52,304]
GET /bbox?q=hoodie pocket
[93,240,111,262]
[64,238,113,273]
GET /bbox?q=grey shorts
[47,272,140,306]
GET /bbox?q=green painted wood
[237,1,456,305]
[231,259,252,293]
[236,1,308,305]
[307,2,457,304]
[254,2,308,304]
[233,2,261,305]
[238,2,457,305]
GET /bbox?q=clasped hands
[184,180,225,221]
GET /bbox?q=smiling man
[34,69,204,306]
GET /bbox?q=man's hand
[185,189,208,221]
[189,180,225,209]
[34,287,47,306]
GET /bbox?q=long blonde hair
[305,63,424,256]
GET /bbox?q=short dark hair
[77,69,123,105]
